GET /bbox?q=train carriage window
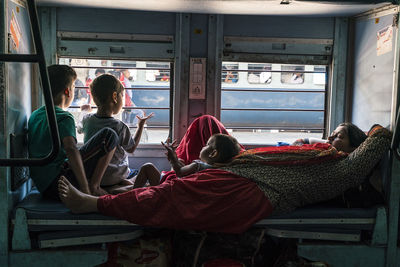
[221,61,326,145]
[113,61,138,82]
[247,63,272,84]
[146,62,170,82]
[281,65,305,84]
[59,58,171,144]
[222,63,239,83]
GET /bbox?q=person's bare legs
[58,176,99,214]
[146,164,161,186]
[104,163,160,194]
[89,147,116,196]
[130,163,160,188]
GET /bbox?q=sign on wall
[189,58,207,100]
[377,25,393,56]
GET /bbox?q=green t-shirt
[28,106,76,193]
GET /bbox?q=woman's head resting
[328,122,367,153]
[200,134,241,164]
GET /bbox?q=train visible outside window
[58,58,171,144]
[145,62,171,82]
[247,63,272,84]
[281,65,305,84]
[221,62,327,145]
[222,63,239,83]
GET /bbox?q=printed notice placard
[377,25,393,56]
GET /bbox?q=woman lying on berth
[58,115,392,234]
[292,122,368,153]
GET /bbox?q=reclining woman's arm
[341,126,391,183]
[292,137,327,146]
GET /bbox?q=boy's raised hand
[136,112,154,126]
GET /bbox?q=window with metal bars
[59,58,172,144]
[220,62,327,145]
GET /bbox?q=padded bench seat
[259,205,378,229]
[13,189,142,230]
[11,189,144,249]
[12,189,385,247]
[255,205,384,242]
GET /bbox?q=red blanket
[98,169,273,233]
[98,115,270,233]
[228,142,347,166]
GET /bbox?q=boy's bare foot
[58,176,99,214]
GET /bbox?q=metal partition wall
[351,12,397,130]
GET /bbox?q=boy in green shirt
[28,65,118,198]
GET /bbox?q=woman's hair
[339,122,367,148]
[47,65,77,97]
[90,74,124,106]
[212,133,241,163]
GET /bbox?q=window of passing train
[221,62,326,145]
[247,63,272,84]
[221,63,239,84]
[58,58,171,144]
[145,62,170,82]
[281,65,305,84]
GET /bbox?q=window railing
[60,58,172,144]
[221,62,327,144]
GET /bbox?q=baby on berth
[108,133,242,194]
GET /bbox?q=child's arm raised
[62,136,91,195]
[125,112,154,153]
[161,140,197,177]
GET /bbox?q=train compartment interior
[1,0,400,266]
